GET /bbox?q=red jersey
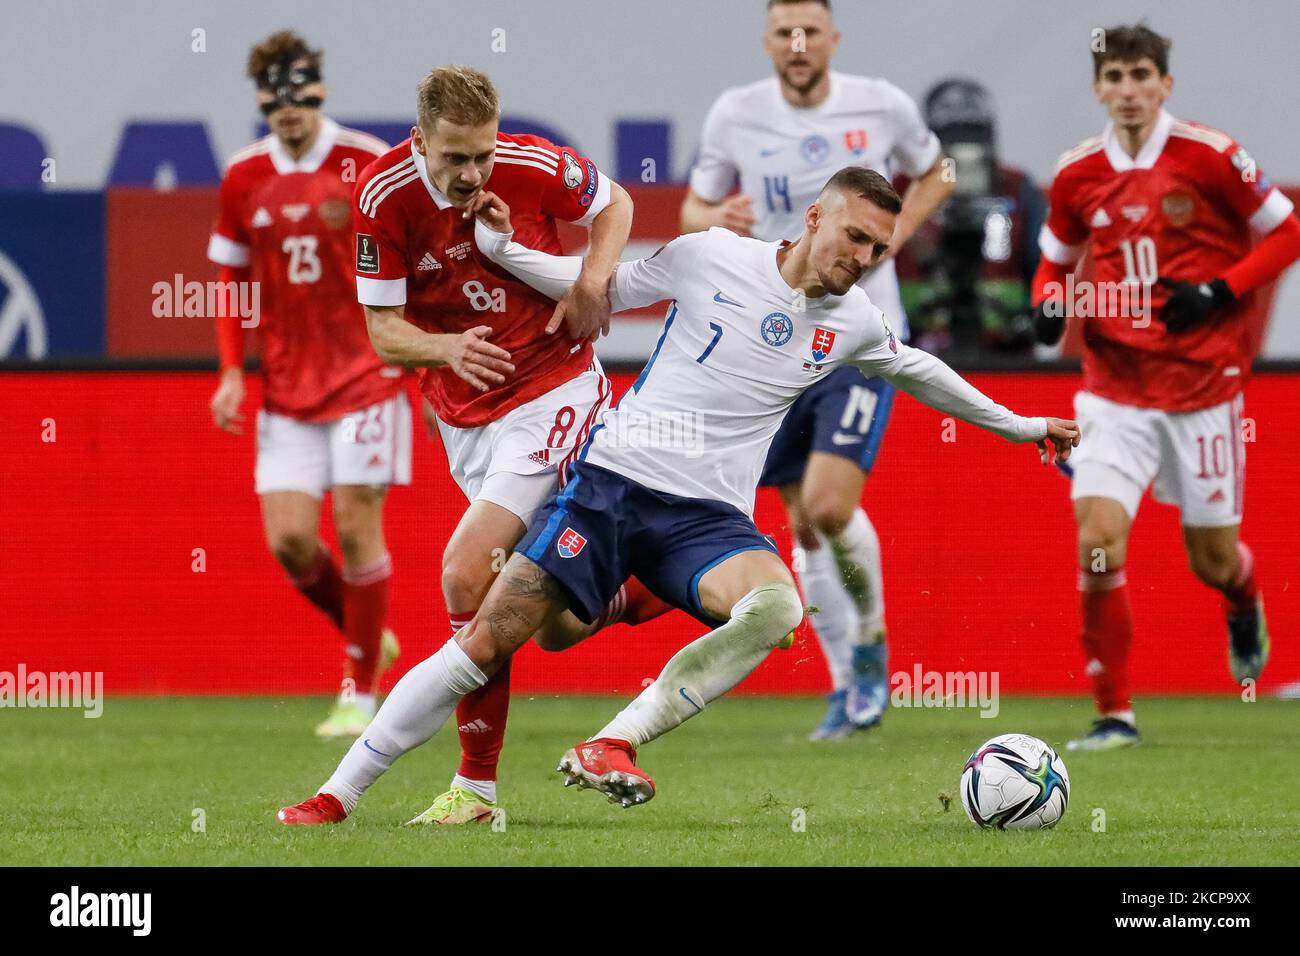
[209,118,403,422]
[1041,109,1295,411]
[352,132,611,428]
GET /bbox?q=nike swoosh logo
[759,147,783,157]
[831,432,863,446]
[713,291,745,308]
[678,687,703,713]
[363,738,391,757]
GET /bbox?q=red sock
[1221,542,1258,616]
[341,554,392,693]
[292,548,344,631]
[1079,569,1134,716]
[450,612,511,782]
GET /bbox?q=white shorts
[1069,390,1245,528]
[255,394,413,498]
[437,362,612,526]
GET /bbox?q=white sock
[451,774,497,804]
[347,692,377,717]
[830,508,886,645]
[796,534,857,691]
[594,583,804,747]
[321,641,486,814]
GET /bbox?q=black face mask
[257,60,323,116]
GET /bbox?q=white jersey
[688,71,942,337]
[476,222,1045,517]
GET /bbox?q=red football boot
[277,792,348,825]
[557,737,656,808]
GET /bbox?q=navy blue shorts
[516,461,779,627]
[759,366,895,487]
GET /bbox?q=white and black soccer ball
[961,733,1070,830]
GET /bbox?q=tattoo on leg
[484,556,565,648]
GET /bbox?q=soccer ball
[961,733,1070,830]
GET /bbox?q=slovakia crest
[844,129,868,156]
[557,527,587,559]
[810,327,837,362]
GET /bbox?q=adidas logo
[527,449,550,466]
[366,453,384,467]
[458,718,491,733]
[1090,208,1112,228]
[252,207,273,228]
[417,251,441,271]
[1207,489,1226,503]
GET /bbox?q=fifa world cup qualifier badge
[355,234,379,274]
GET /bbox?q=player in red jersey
[207,32,412,739]
[1031,25,1300,751]
[348,65,641,825]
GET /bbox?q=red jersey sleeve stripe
[494,155,560,175]
[360,166,419,217]
[496,139,559,162]
[358,157,416,213]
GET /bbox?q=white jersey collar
[411,141,454,210]
[269,115,338,175]
[1103,108,1174,172]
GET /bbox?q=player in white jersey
[277,167,1078,823]
[681,0,955,738]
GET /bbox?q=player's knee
[1077,525,1127,572]
[268,530,318,575]
[1188,546,1236,589]
[732,582,804,648]
[441,552,492,611]
[805,497,855,537]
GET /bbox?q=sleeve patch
[356,234,380,274]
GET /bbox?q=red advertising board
[2,370,1296,696]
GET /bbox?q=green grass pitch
[3,695,1297,866]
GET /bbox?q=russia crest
[557,527,587,559]
[811,327,837,363]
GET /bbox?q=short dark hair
[1092,24,1171,78]
[247,30,321,81]
[767,0,831,11]
[820,167,902,214]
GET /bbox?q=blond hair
[416,65,500,130]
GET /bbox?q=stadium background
[2,0,1297,697]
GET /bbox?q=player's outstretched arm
[864,344,1079,464]
[472,190,690,315]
